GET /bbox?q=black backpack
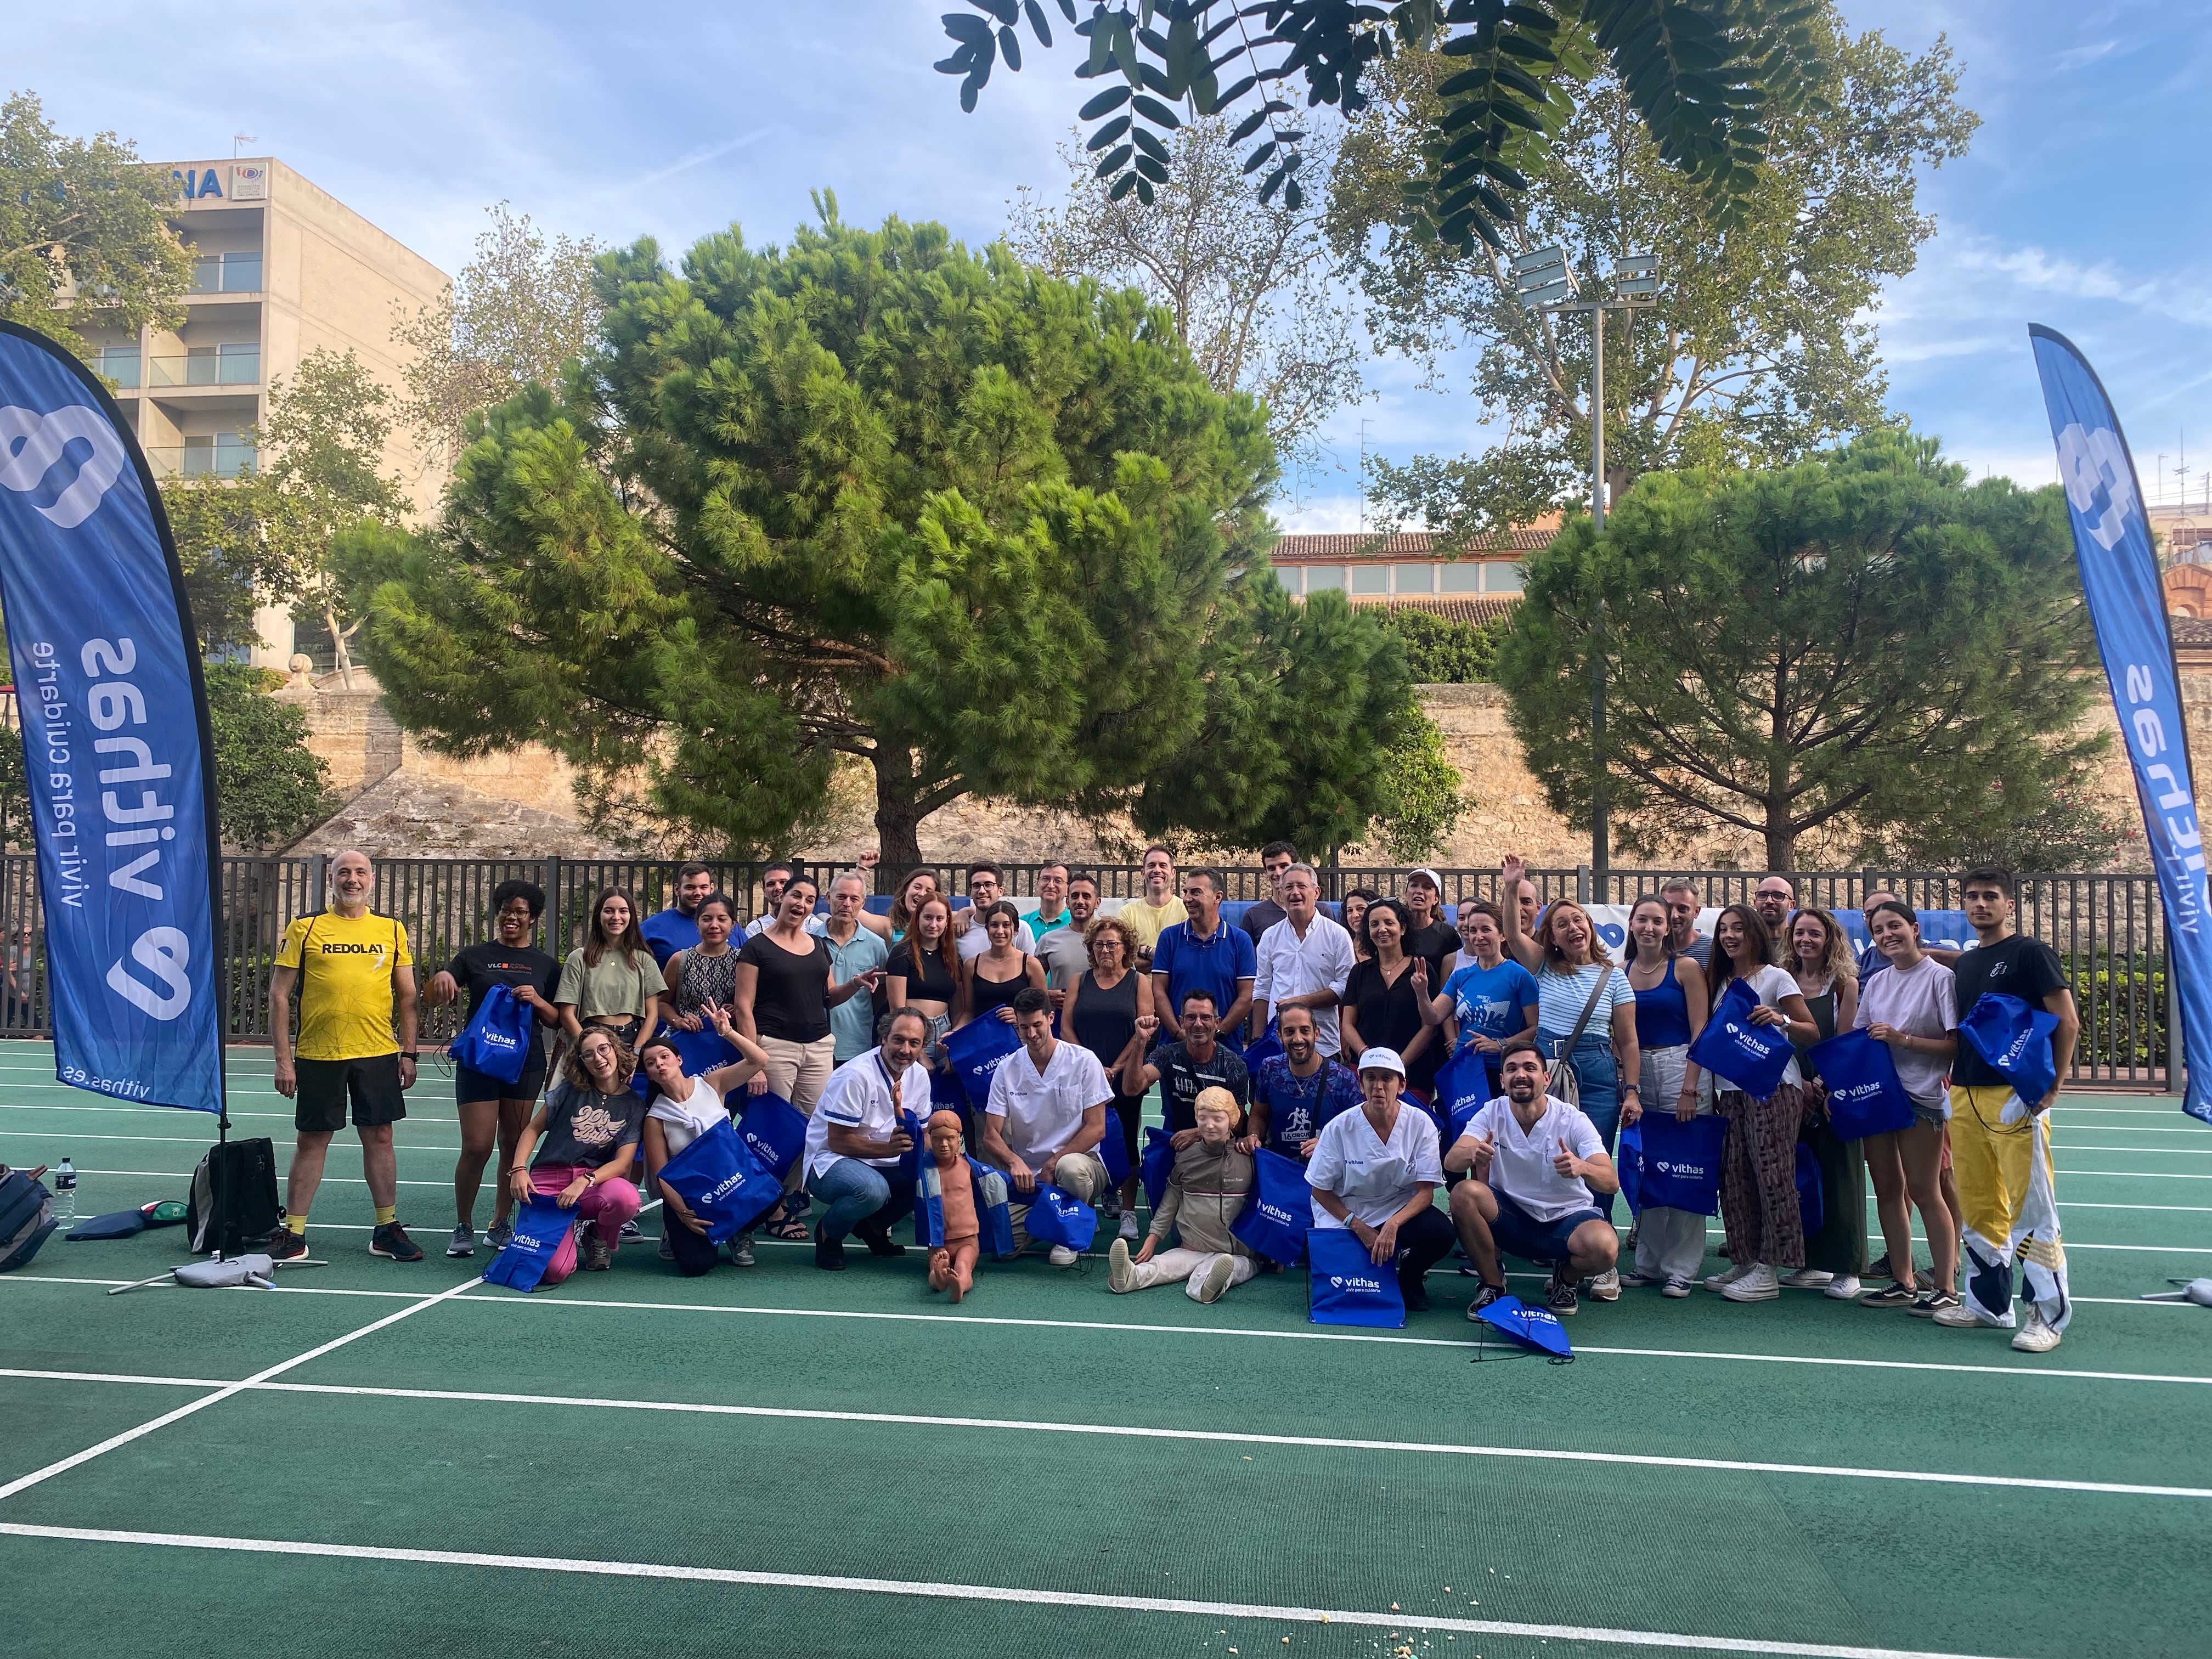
[0,1166,57,1272]
[186,1138,283,1256]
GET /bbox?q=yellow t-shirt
[276,910,414,1060]
[1118,896,1189,952]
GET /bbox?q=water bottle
[52,1157,76,1224]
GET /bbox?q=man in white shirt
[953,862,1037,962]
[979,987,1112,1264]
[746,860,829,939]
[1252,864,1356,1057]
[1445,1039,1620,1319]
[803,1008,932,1270]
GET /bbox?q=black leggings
[1393,1206,1458,1292]
[662,1201,723,1278]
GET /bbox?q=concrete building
[81,157,448,667]
[1266,527,1559,627]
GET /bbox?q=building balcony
[144,438,257,479]
[145,347,261,388]
[94,347,142,388]
[188,252,263,295]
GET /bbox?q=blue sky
[16,1,2209,529]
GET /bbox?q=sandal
[764,1217,811,1242]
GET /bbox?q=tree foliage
[341,206,1420,871]
[390,202,603,475]
[1007,116,1364,462]
[1494,433,2103,869]
[936,2,1830,247]
[0,91,193,360]
[1335,7,1974,537]
[162,349,407,682]
[204,665,335,851]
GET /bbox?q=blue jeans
[1539,1029,1622,1222]
[808,1156,915,1243]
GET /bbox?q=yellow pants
[1948,1085,2070,1330]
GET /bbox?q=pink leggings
[530,1164,640,1286]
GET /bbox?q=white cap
[1407,867,1443,890]
[1356,1047,1406,1079]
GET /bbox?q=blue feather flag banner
[0,323,223,1116]
[2032,325,2210,1122]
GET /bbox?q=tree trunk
[1763,814,1795,874]
[870,749,927,893]
[323,598,354,691]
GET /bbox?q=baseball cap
[1356,1047,1407,1079]
[1407,867,1443,890]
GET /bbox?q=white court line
[0,1365,2200,1500]
[0,1523,2030,1659]
[0,1276,482,1503]
[2055,1170,2212,1181]
[0,1102,293,1119]
[0,1130,470,1153]
[2048,1144,2212,1155]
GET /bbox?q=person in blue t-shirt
[1246,1003,1362,1162]
[641,862,717,970]
[1419,899,1539,1099]
[1151,868,1257,1050]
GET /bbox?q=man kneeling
[1446,1039,1620,1319]
[1108,1085,1256,1304]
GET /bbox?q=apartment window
[189,251,263,294]
[1274,566,1305,595]
[1392,562,1435,595]
[1438,560,1481,592]
[95,347,141,388]
[182,433,255,478]
[1483,561,1525,593]
[1304,565,1344,592]
[1350,564,1390,595]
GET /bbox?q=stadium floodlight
[1612,252,1661,298]
[1511,244,1577,312]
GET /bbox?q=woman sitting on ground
[504,1025,646,1283]
[637,1006,772,1276]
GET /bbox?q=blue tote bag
[1243,1021,1283,1073]
[1097,1114,1133,1186]
[1617,1124,1644,1216]
[1793,1141,1823,1239]
[1230,1147,1312,1266]
[1024,1182,1098,1251]
[1432,1045,1492,1133]
[481,1195,577,1292]
[656,1117,784,1243]
[1307,1224,1404,1329]
[943,1017,1024,1109]
[1688,978,1795,1098]
[1958,992,2062,1106]
[1808,1028,1915,1140]
[1139,1125,1176,1212]
[735,1090,809,1178]
[1632,1112,1726,1215]
[453,984,532,1086]
[628,1024,742,1101]
[1471,1292,1572,1358]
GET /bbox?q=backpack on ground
[186,1138,283,1256]
[0,1166,57,1272]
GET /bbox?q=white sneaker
[1194,1254,1237,1304]
[1048,1244,1080,1267]
[1118,1211,1140,1242]
[1661,1277,1692,1299]
[1107,1237,1134,1294]
[1720,1262,1780,1302]
[1778,1268,1833,1289]
[1822,1274,1861,1301]
[1588,1268,1621,1302]
[1705,1260,1753,1292]
[2012,1307,2062,1353]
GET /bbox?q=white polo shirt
[985,1037,1111,1168]
[956,916,1037,961]
[1255,912,1356,1056]
[803,1046,933,1183]
[1455,1094,1606,1222]
[1306,1099,1442,1229]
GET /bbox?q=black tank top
[1072,968,1138,1091]
[969,955,1034,1021]
[894,941,957,1005]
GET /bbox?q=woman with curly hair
[504,1024,646,1283]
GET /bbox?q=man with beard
[1246,1003,1361,1163]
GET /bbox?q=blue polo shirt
[1152,917,1257,1034]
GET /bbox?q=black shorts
[455,1048,549,1106]
[295,1053,408,1132]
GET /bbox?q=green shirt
[555,949,664,1020]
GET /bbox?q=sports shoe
[370,1223,424,1263]
[1932,1301,1984,1327]
[1118,1211,1141,1243]
[1618,1269,1658,1289]
[1867,1251,1893,1280]
[618,1218,642,1241]
[657,1233,675,1261]
[1822,1274,1862,1300]
[1108,1237,1135,1293]
[2012,1306,2062,1353]
[264,1227,308,1262]
[1778,1267,1833,1290]
[1547,1272,1579,1317]
[856,1220,906,1259]
[1860,1282,1917,1308]
[1588,1268,1621,1302]
[1465,1282,1508,1319]
[579,1222,612,1272]
[1048,1244,1080,1267]
[1910,1289,1961,1319]
[484,1220,514,1251]
[815,1235,848,1271]
[1705,1260,1753,1293]
[1661,1276,1692,1299]
[728,1235,756,1267]
[1401,1277,1431,1313]
[1720,1262,1779,1302]
[446,1225,476,1259]
[1195,1254,1237,1304]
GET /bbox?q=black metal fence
[0,854,2179,1090]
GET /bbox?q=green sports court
[3,1041,2208,1659]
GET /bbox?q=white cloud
[2053,39,2120,69]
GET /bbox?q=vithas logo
[0,405,127,529]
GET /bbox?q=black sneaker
[1909,1288,1961,1319]
[1861,1281,1916,1308]
[370,1222,424,1263]
[264,1227,308,1262]
[1547,1271,1579,1317]
[814,1235,848,1272]
[1465,1282,1508,1321]
[857,1225,905,1259]
[1867,1251,1893,1280]
[1401,1277,1431,1313]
